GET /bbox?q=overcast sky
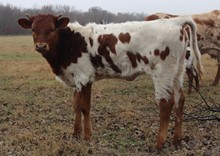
[1,0,220,15]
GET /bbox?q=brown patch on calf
[89,37,93,47]
[142,56,149,64]
[90,54,104,68]
[127,52,137,68]
[154,49,160,56]
[41,27,88,75]
[98,34,121,73]
[164,16,170,19]
[145,15,159,21]
[153,47,170,61]
[127,51,149,68]
[98,34,118,54]
[119,32,131,43]
[59,29,88,66]
[141,53,148,64]
[160,47,170,60]
[136,53,142,62]
[136,53,149,64]
[145,13,178,21]
[166,14,178,18]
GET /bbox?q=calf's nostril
[35,43,47,51]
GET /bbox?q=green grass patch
[0,52,41,61]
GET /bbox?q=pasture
[0,36,219,155]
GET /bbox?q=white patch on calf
[56,53,95,91]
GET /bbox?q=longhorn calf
[18,14,203,149]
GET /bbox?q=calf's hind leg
[72,83,92,140]
[173,88,185,145]
[155,92,175,149]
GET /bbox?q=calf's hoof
[173,136,182,146]
[84,133,92,141]
[155,139,165,150]
[72,130,82,139]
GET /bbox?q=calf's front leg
[72,83,92,140]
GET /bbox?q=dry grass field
[0,36,219,156]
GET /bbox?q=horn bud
[57,15,63,19]
[25,14,32,19]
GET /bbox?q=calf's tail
[183,17,204,80]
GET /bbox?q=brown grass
[0,36,219,155]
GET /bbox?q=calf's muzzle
[35,42,49,53]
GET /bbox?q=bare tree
[0,4,146,35]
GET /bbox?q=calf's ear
[56,17,70,28]
[18,18,32,29]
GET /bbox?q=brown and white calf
[18,14,203,149]
[146,10,220,86]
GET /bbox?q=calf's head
[18,14,69,55]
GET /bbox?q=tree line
[0,4,147,35]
